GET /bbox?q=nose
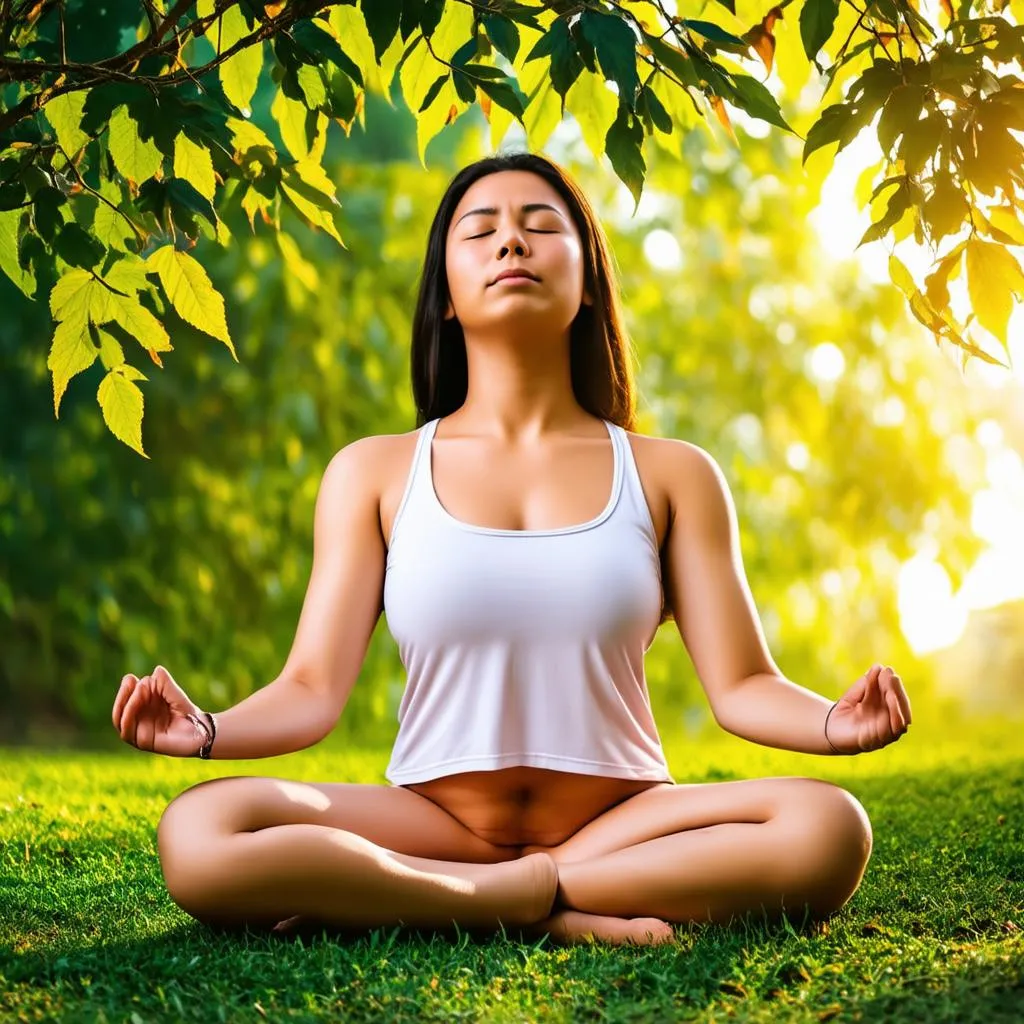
[497,236,528,259]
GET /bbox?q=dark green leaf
[452,69,477,105]
[418,73,450,112]
[360,0,402,62]
[54,222,106,269]
[476,77,527,121]
[290,19,364,89]
[33,186,65,242]
[681,19,748,47]
[605,100,645,211]
[420,0,445,38]
[729,73,793,133]
[799,0,840,64]
[579,9,640,106]
[483,13,520,63]
[802,103,854,164]
[639,85,673,134]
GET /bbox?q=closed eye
[465,230,558,239]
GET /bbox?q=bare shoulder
[623,431,720,502]
[324,429,422,544]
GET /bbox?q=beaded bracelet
[824,700,842,754]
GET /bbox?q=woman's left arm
[711,666,911,755]
[660,440,912,756]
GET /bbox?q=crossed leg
[517,776,874,945]
[155,774,871,947]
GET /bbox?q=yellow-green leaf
[107,104,164,185]
[414,75,463,170]
[0,208,35,297]
[46,316,97,417]
[271,88,317,160]
[988,205,1024,245]
[107,294,174,353]
[280,166,345,246]
[146,245,237,357]
[44,91,90,156]
[566,70,619,161]
[227,117,277,166]
[328,4,394,100]
[241,185,273,230]
[173,132,217,201]
[98,367,148,458]
[217,5,263,114]
[49,267,115,326]
[95,325,126,370]
[399,2,474,113]
[92,177,134,251]
[965,238,1024,348]
[103,252,152,295]
[889,252,917,299]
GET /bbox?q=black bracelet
[198,710,217,759]
[824,700,842,754]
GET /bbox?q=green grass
[2,707,1022,1022]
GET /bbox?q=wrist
[824,700,843,755]
[185,711,214,758]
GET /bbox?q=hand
[826,664,912,754]
[112,665,209,757]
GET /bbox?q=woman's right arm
[113,436,388,759]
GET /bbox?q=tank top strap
[606,422,659,552]
[387,417,440,551]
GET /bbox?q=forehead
[449,170,569,229]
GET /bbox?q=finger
[891,676,912,727]
[885,686,906,735]
[122,677,150,745]
[863,665,882,708]
[113,675,138,729]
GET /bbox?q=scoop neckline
[425,417,623,537]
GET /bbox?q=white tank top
[382,416,674,785]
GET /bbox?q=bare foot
[523,909,677,947]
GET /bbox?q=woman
[112,151,912,947]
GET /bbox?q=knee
[156,782,228,914]
[783,782,873,917]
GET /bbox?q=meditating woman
[112,151,912,947]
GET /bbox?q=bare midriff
[401,766,670,849]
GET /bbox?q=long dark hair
[408,151,672,625]
[410,151,639,431]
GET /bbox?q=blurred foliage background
[3,55,1023,761]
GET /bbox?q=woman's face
[443,170,592,337]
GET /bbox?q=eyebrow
[453,203,566,228]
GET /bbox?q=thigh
[532,776,870,864]
[157,775,520,865]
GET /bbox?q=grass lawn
[2,707,1022,1022]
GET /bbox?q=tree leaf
[55,222,106,269]
[146,244,236,356]
[44,91,90,157]
[579,9,641,106]
[217,4,263,113]
[173,132,217,202]
[360,0,402,63]
[46,315,97,418]
[605,100,646,212]
[965,238,1024,349]
[0,208,35,297]
[98,367,148,458]
[107,105,164,186]
[800,0,841,63]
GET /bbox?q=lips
[491,268,539,284]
